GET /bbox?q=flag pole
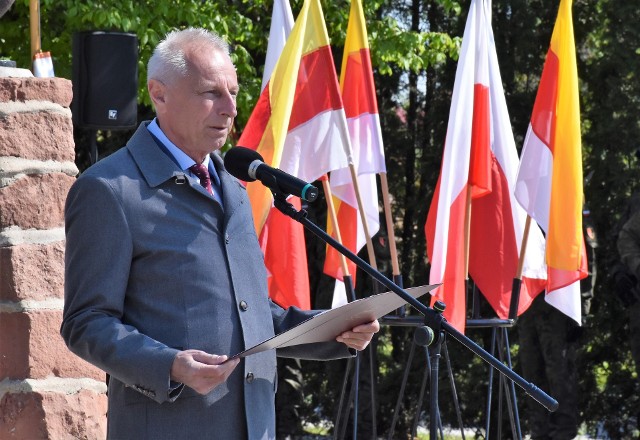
[348,163,379,277]
[515,215,532,280]
[321,177,351,279]
[334,111,378,277]
[29,0,41,57]
[380,172,400,279]
[464,186,473,278]
[508,214,532,319]
[464,186,480,318]
[380,172,406,317]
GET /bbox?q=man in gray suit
[61,27,379,440]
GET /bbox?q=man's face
[151,48,238,162]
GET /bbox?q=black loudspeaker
[72,31,138,129]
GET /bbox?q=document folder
[230,284,438,360]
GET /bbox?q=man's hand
[336,319,380,351]
[170,349,240,395]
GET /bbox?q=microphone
[224,146,319,202]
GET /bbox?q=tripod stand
[384,292,525,439]
[381,314,458,439]
[271,193,558,440]
[466,319,521,439]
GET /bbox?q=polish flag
[425,0,546,332]
[323,0,386,306]
[238,0,351,309]
[514,0,587,324]
[260,0,294,90]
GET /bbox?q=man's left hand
[336,320,380,351]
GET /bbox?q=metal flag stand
[466,281,523,440]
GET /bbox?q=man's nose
[219,92,237,118]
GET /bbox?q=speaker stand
[89,129,98,165]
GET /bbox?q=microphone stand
[270,192,558,438]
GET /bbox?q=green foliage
[0,0,266,128]
[573,0,640,435]
[369,17,460,75]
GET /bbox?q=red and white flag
[238,0,351,309]
[261,0,294,90]
[323,0,386,307]
[425,0,546,333]
[514,0,587,324]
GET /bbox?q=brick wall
[0,76,107,439]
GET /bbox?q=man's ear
[148,79,166,110]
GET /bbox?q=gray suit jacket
[61,122,351,439]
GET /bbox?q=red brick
[0,390,107,440]
[0,77,72,106]
[0,311,104,381]
[0,112,75,162]
[0,242,65,302]
[0,173,74,229]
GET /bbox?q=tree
[573,0,640,434]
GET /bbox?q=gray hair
[147,27,230,85]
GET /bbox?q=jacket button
[225,233,230,244]
[239,300,248,311]
[246,372,254,383]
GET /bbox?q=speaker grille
[72,31,138,130]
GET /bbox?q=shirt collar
[146,118,222,189]
[147,118,210,171]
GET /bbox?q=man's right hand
[170,349,240,395]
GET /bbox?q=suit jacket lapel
[127,122,223,205]
[212,152,245,224]
[126,122,186,188]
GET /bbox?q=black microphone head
[224,146,263,182]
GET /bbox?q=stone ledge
[0,66,34,78]
[0,226,64,247]
[0,100,72,118]
[0,157,78,188]
[0,298,64,312]
[0,377,107,398]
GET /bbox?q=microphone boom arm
[271,193,559,413]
